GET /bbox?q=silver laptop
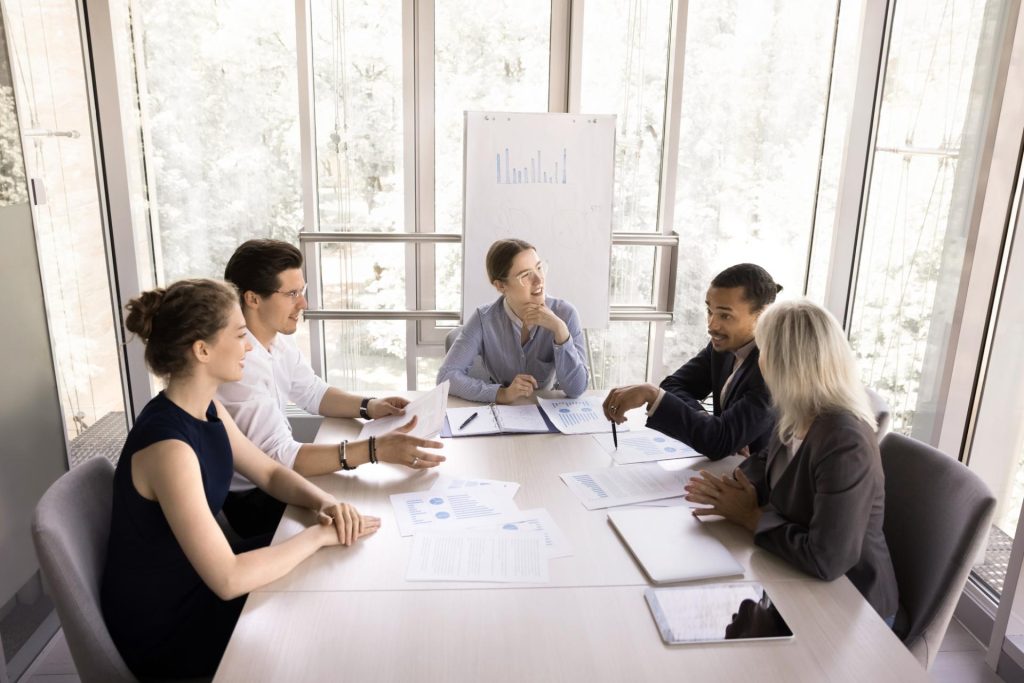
[608,507,744,584]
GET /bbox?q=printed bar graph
[496,147,568,185]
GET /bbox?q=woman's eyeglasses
[507,262,548,287]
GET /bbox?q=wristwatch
[359,397,375,420]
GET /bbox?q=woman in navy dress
[101,279,379,679]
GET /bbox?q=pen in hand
[458,412,479,431]
[611,419,618,449]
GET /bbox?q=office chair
[866,388,892,439]
[32,457,137,683]
[880,432,995,669]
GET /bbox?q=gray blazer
[739,411,898,619]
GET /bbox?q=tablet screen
[644,582,794,645]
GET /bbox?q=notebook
[644,582,794,645]
[607,506,744,584]
[442,404,558,437]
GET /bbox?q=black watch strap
[360,397,374,420]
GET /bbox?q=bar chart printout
[559,463,688,510]
[496,147,568,184]
[592,428,702,464]
[389,489,518,537]
[537,396,623,435]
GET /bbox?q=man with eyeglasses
[602,263,780,460]
[218,239,445,539]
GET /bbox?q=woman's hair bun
[124,288,167,342]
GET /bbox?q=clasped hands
[315,501,380,547]
[684,468,761,532]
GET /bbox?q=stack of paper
[537,396,627,435]
[391,475,571,583]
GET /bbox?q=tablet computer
[644,582,794,645]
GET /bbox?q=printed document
[429,475,520,499]
[389,488,519,537]
[560,462,689,510]
[468,508,572,559]
[406,531,549,583]
[359,381,449,440]
[537,396,627,435]
[592,427,701,464]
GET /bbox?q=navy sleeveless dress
[100,392,269,679]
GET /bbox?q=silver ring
[609,404,617,412]
[412,457,419,467]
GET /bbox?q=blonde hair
[754,299,876,440]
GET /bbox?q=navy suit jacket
[738,411,898,619]
[646,341,774,460]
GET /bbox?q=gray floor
[16,617,1008,683]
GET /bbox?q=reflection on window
[666,1,840,365]
[124,0,302,282]
[847,0,1010,436]
[589,323,651,388]
[312,0,403,232]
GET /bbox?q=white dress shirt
[217,330,330,491]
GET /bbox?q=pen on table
[611,419,618,449]
[458,412,479,431]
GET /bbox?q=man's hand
[375,416,446,469]
[367,397,408,419]
[603,384,660,423]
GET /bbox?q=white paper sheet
[389,488,519,537]
[592,427,702,464]
[537,395,627,435]
[406,531,549,583]
[359,381,450,439]
[559,462,689,510]
[429,475,520,499]
[468,508,572,559]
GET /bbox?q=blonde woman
[684,299,898,623]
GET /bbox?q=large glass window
[847,0,1011,436]
[118,0,303,284]
[6,0,127,455]
[665,1,843,368]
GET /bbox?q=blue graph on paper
[538,397,614,434]
[496,147,568,184]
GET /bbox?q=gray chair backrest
[880,432,995,669]
[444,326,462,353]
[866,388,892,439]
[32,457,137,683]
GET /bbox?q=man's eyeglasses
[506,262,548,287]
[273,285,308,300]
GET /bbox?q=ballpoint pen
[458,411,479,431]
[611,419,618,449]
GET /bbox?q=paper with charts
[406,530,549,583]
[358,381,449,440]
[389,488,518,537]
[560,462,690,510]
[468,508,572,559]
[429,475,521,500]
[537,396,626,435]
[592,427,701,464]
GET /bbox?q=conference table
[214,391,928,682]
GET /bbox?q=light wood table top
[216,391,927,682]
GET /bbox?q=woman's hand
[316,501,381,547]
[496,374,538,404]
[520,303,569,344]
[376,416,445,469]
[684,469,761,532]
[603,384,659,423]
[367,396,408,419]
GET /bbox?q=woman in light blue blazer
[438,238,589,403]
